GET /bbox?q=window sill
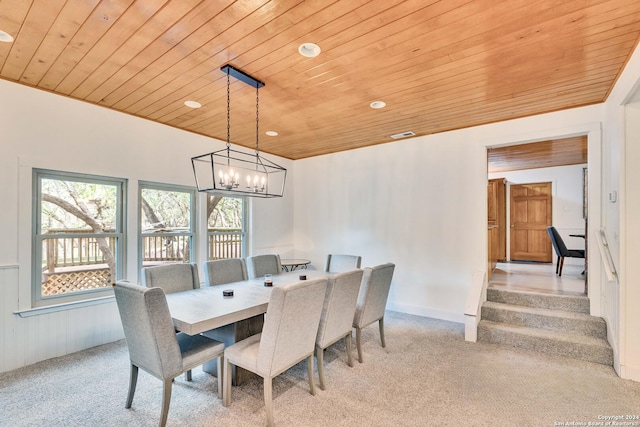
[15,296,115,318]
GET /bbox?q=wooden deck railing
[41,228,244,296]
[42,228,244,274]
[42,229,116,273]
[208,230,243,260]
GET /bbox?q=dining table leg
[202,314,264,385]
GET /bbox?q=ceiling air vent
[390,131,416,139]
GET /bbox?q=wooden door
[510,182,552,262]
[493,179,507,261]
[488,178,507,278]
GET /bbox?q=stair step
[477,320,613,365]
[487,288,589,313]
[481,301,607,338]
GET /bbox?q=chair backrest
[203,258,248,286]
[353,263,395,328]
[141,263,200,294]
[547,226,569,257]
[257,278,328,377]
[246,254,282,279]
[113,281,182,379]
[316,269,364,348]
[325,254,362,273]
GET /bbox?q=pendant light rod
[221,64,265,88]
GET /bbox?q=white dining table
[165,269,329,335]
[165,269,331,384]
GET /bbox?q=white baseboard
[387,302,465,324]
[620,364,640,382]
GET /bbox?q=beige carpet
[1,311,639,427]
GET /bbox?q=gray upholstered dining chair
[113,281,224,427]
[352,262,396,363]
[246,254,282,279]
[203,258,248,286]
[201,257,257,383]
[325,254,362,272]
[223,278,328,427]
[141,263,200,294]
[315,268,364,390]
[142,262,200,380]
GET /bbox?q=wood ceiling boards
[487,136,588,173]
[1,0,639,160]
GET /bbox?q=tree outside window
[34,170,125,306]
[139,183,195,268]
[208,195,245,259]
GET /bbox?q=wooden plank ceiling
[488,136,588,173]
[1,1,639,160]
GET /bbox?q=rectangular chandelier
[191,64,286,198]
[192,147,286,198]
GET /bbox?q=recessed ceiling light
[184,100,201,108]
[298,43,321,58]
[266,131,278,136]
[0,30,14,43]
[370,101,386,109]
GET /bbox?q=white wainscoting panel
[0,265,124,374]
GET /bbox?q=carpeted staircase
[478,288,613,365]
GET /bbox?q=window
[139,183,196,270]
[33,169,125,307]
[207,195,245,259]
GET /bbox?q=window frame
[138,181,197,274]
[32,169,126,307]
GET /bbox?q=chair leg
[356,327,364,363]
[316,346,326,391]
[559,256,565,277]
[160,378,173,427]
[264,377,274,427]
[223,358,232,407]
[379,317,386,348]
[346,333,353,368]
[556,257,560,274]
[217,355,223,400]
[307,354,316,395]
[185,369,192,381]
[125,364,138,409]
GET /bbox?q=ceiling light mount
[191,65,286,198]
[370,101,386,109]
[0,30,14,43]
[184,100,201,108]
[298,43,321,58]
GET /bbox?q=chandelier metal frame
[191,64,286,198]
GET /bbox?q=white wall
[622,102,640,381]
[601,41,640,381]
[0,80,294,373]
[489,164,588,266]
[293,106,603,324]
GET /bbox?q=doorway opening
[487,137,587,296]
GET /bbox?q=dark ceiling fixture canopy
[191,64,286,198]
